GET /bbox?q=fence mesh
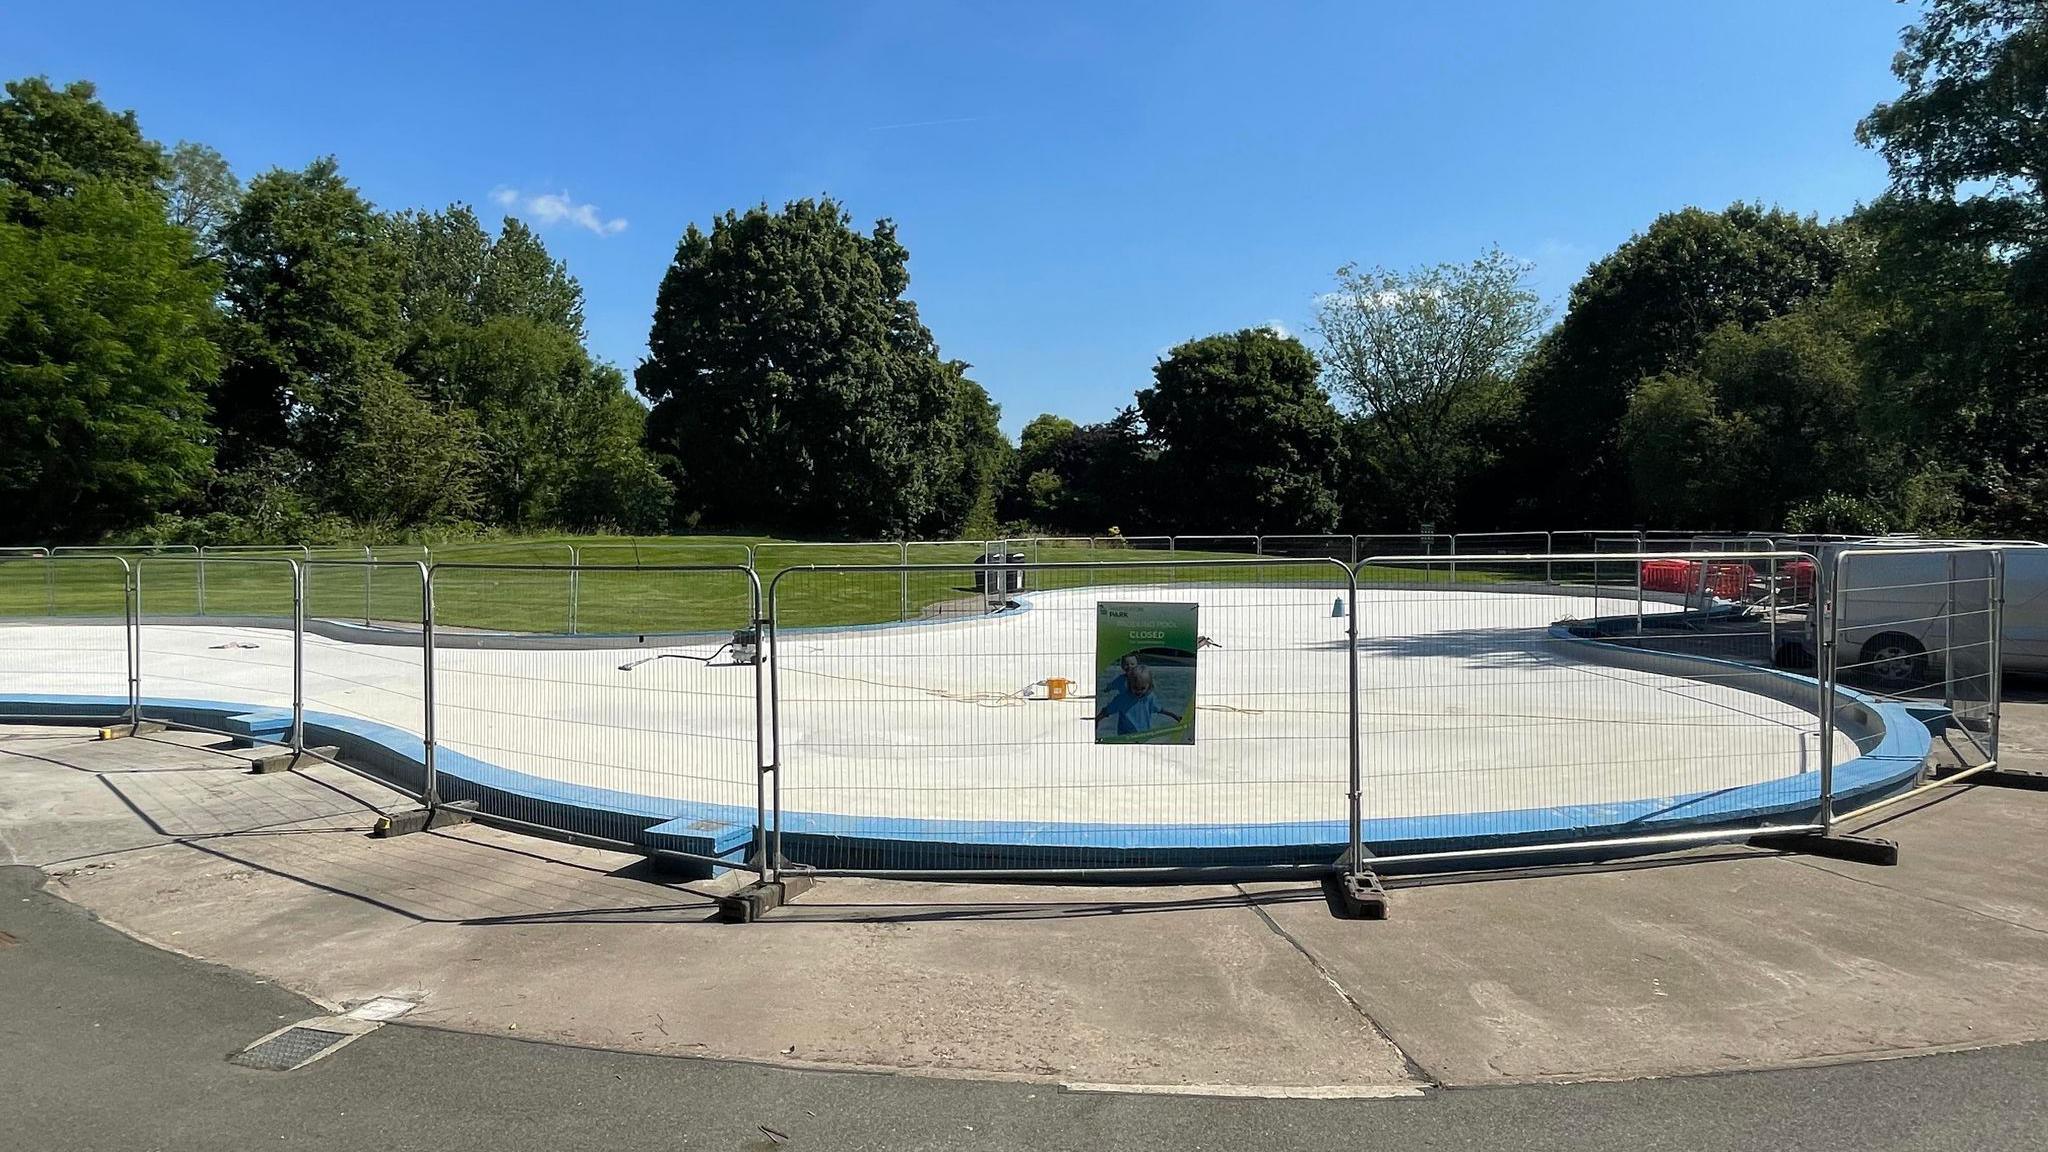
[1352,554,1827,839]
[301,561,428,785]
[0,556,131,721]
[3,538,2029,886]
[427,565,762,863]
[1829,548,2000,729]
[767,560,1354,872]
[135,557,298,745]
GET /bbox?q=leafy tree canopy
[638,197,988,536]
[1513,204,1849,521]
[0,77,165,206]
[1138,328,1344,533]
[0,183,219,540]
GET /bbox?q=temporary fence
[0,547,2010,905]
[1258,535,1357,563]
[423,564,768,876]
[764,558,1359,878]
[0,554,136,725]
[135,555,302,751]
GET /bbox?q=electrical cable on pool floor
[616,643,735,671]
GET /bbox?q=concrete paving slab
[11,727,1414,1087]
[1253,792,2048,1084]
[11,716,2048,1092]
[50,826,1415,1086]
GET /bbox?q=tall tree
[1856,1,2048,534]
[1857,0,2046,245]
[0,78,165,207]
[918,365,1011,538]
[478,217,583,336]
[1511,205,1848,523]
[549,363,675,533]
[0,77,216,542]
[1004,413,1081,526]
[637,198,965,536]
[0,189,218,541]
[390,203,665,528]
[1620,302,1875,528]
[1316,250,1542,527]
[215,157,401,472]
[1138,328,1344,533]
[163,141,239,256]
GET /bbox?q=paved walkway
[0,699,2044,1096]
[5,863,2046,1152]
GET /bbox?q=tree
[1857,0,2046,244]
[215,158,401,473]
[549,364,675,533]
[0,78,165,206]
[1855,3,2048,536]
[1315,249,1542,527]
[330,373,485,527]
[1512,205,1850,523]
[388,203,666,528]
[1619,303,1874,528]
[478,217,583,336]
[0,182,219,540]
[163,141,239,256]
[1004,413,1081,525]
[918,365,1011,538]
[1138,328,1344,533]
[637,198,967,536]
[1018,407,1158,533]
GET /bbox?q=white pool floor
[3,584,1846,828]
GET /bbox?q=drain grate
[229,1026,351,1071]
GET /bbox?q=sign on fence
[1093,601,1198,745]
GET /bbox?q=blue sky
[7,1,1916,436]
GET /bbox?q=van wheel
[1859,632,1927,688]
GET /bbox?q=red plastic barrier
[1640,558,1693,593]
[1783,559,1816,600]
[1638,559,1756,599]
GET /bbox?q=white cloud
[487,186,627,237]
[1263,320,1293,339]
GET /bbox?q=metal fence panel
[0,555,134,724]
[1351,552,1827,866]
[1169,535,1261,556]
[299,560,429,789]
[427,564,765,874]
[1827,546,2001,709]
[135,556,301,748]
[1259,535,1356,563]
[766,559,1356,875]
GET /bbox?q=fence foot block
[715,873,815,923]
[97,720,167,741]
[1322,871,1389,920]
[247,746,340,774]
[1750,831,1899,866]
[374,800,478,838]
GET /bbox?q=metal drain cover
[230,1026,352,1071]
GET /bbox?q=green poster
[1093,601,1198,745]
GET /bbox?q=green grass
[0,535,1535,635]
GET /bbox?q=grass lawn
[0,535,1569,636]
